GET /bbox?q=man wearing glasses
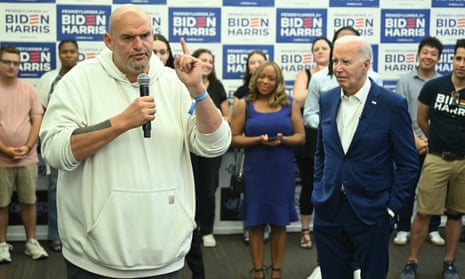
[0,45,48,263]
[400,38,465,279]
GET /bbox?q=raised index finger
[180,37,190,54]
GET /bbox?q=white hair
[334,35,372,62]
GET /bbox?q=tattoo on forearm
[72,120,112,135]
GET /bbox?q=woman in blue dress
[230,61,305,279]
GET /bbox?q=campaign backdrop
[2,0,464,237]
[1,0,463,94]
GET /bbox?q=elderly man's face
[332,41,370,96]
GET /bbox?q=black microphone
[137,73,151,138]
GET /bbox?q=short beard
[128,60,149,72]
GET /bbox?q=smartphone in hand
[268,136,278,142]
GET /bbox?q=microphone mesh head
[137,73,150,86]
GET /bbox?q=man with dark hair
[400,38,465,279]
[38,40,79,107]
[0,45,47,263]
[393,36,445,247]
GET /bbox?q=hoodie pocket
[86,187,195,269]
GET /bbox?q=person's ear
[103,32,113,50]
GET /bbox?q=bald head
[109,5,151,34]
[104,4,153,82]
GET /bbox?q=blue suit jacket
[312,81,419,225]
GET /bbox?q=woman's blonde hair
[247,61,289,107]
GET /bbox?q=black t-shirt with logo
[418,75,465,155]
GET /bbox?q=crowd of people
[0,4,464,279]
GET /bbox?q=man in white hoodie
[39,4,231,279]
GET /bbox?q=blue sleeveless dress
[240,100,299,226]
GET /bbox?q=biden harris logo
[169,8,220,43]
[57,5,110,41]
[381,10,429,43]
[333,16,375,37]
[276,9,326,43]
[437,45,454,76]
[222,45,273,79]
[4,8,50,35]
[226,14,270,37]
[379,45,416,80]
[4,42,55,78]
[433,16,465,40]
[384,52,416,72]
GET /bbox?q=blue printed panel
[276,9,327,43]
[380,9,430,43]
[57,5,111,41]
[432,0,465,7]
[1,41,56,79]
[223,0,274,6]
[222,45,273,80]
[330,0,379,7]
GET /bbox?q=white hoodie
[39,49,231,277]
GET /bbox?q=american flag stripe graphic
[196,16,206,27]
[85,15,96,25]
[405,53,415,63]
[250,17,260,28]
[406,18,416,28]
[29,14,39,24]
[457,18,465,28]
[29,52,40,63]
[302,54,313,64]
[355,18,365,28]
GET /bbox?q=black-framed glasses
[0,59,20,67]
[450,91,460,108]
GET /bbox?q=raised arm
[174,38,223,133]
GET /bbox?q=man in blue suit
[312,35,419,279]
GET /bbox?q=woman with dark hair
[190,48,230,248]
[153,33,174,68]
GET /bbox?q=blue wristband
[188,91,209,115]
[194,91,209,102]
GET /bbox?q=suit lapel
[348,85,381,153]
[327,91,344,154]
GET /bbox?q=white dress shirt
[336,78,370,154]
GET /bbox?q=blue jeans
[65,259,179,279]
[48,167,60,241]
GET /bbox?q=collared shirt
[303,68,383,129]
[336,78,371,154]
[395,69,441,138]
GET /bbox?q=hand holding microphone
[137,73,152,138]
